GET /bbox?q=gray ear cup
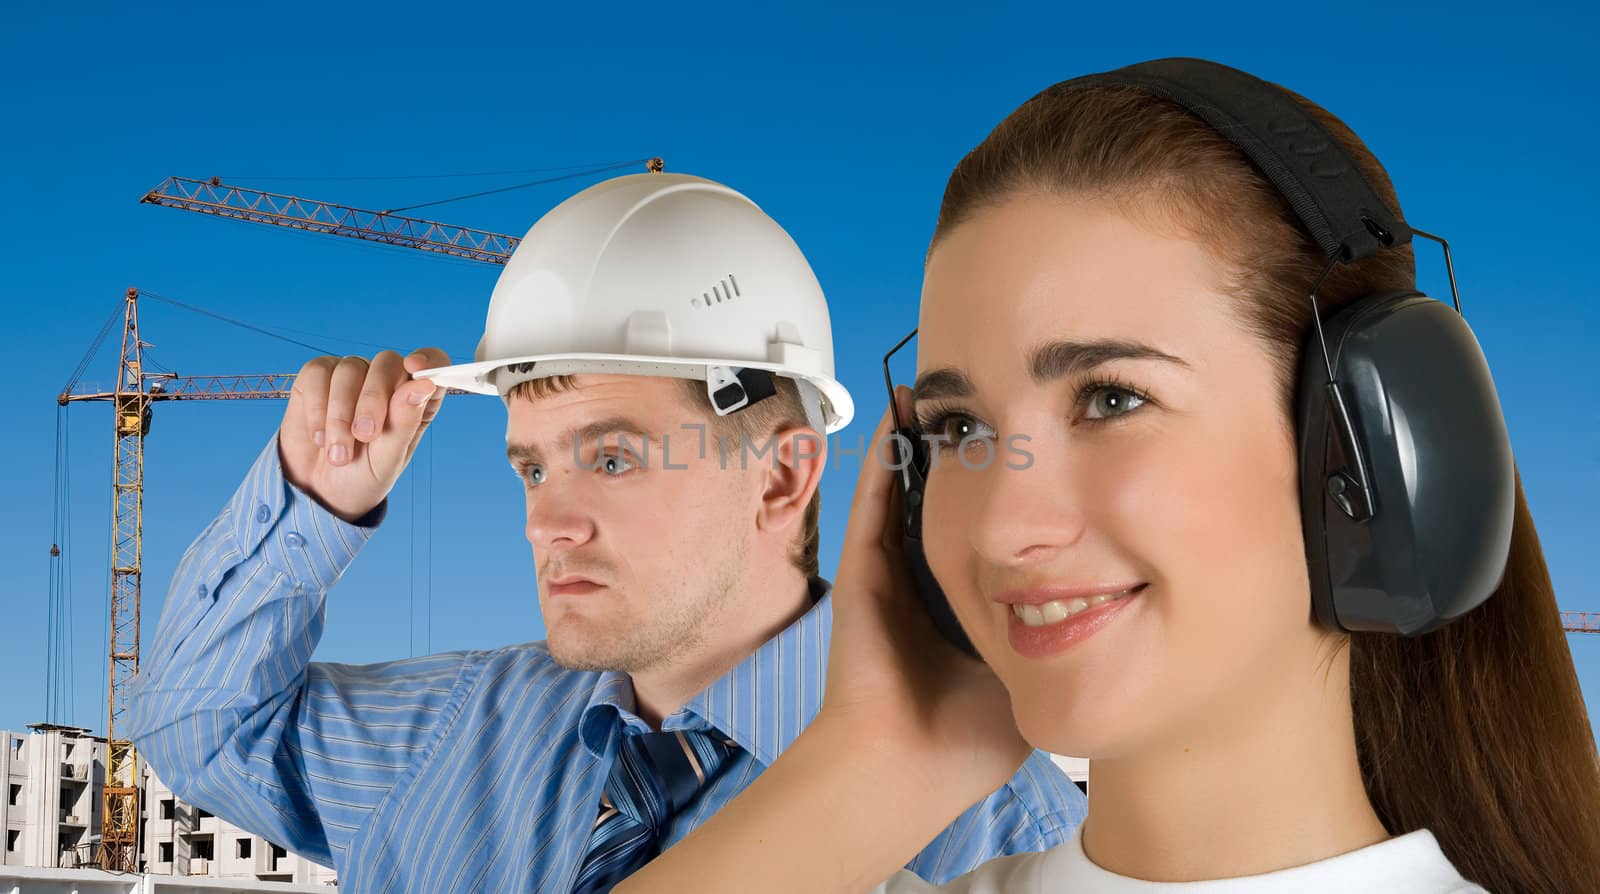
[1297,291,1516,634]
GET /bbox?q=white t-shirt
[874,823,1488,893]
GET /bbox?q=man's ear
[755,425,827,536]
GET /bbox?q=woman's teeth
[1011,588,1137,627]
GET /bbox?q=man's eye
[521,464,546,487]
[600,453,636,476]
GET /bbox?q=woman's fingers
[843,400,906,557]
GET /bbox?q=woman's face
[916,193,1329,759]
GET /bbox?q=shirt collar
[578,669,640,757]
[577,576,833,765]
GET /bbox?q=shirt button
[284,531,305,548]
[196,583,209,600]
[255,504,271,524]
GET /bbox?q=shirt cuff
[224,432,384,590]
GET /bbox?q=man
[128,172,1085,893]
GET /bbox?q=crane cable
[140,291,345,357]
[141,290,472,361]
[409,432,437,657]
[45,405,76,726]
[381,158,653,214]
[228,158,650,184]
[60,299,125,400]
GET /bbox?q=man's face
[506,374,758,675]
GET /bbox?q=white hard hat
[416,172,854,434]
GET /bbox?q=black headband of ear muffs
[1060,57,1411,263]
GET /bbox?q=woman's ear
[756,425,828,536]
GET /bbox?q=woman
[614,59,1600,892]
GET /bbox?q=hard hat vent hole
[690,274,742,309]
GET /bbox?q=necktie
[570,729,738,894]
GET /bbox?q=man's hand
[280,348,449,523]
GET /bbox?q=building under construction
[1,723,336,889]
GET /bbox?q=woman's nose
[964,446,1086,568]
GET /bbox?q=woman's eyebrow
[912,338,1189,404]
[911,368,973,403]
[1029,337,1189,383]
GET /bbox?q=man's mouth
[545,575,606,597]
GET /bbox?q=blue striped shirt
[128,435,1087,893]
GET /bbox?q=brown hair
[934,80,1600,891]
[508,375,821,579]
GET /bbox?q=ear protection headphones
[885,57,1516,658]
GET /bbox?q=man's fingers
[404,348,451,430]
[388,379,437,432]
[324,356,370,466]
[402,347,452,374]
[288,356,337,449]
[354,351,406,444]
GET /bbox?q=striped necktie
[570,729,738,894]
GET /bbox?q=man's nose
[525,474,597,549]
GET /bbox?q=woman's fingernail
[313,430,324,447]
[330,443,349,465]
[353,416,375,438]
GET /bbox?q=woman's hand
[821,388,1030,803]
[613,393,1032,894]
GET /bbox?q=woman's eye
[943,415,992,444]
[600,453,636,476]
[1083,385,1148,421]
[918,413,996,453]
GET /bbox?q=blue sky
[3,1,1596,746]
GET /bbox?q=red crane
[141,177,519,265]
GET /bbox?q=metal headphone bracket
[1303,223,1460,524]
[883,327,926,520]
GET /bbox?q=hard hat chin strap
[707,366,830,436]
[706,365,777,417]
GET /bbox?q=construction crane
[56,289,296,870]
[56,288,467,871]
[1563,612,1600,634]
[141,177,520,265]
[139,159,663,266]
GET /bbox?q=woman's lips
[1003,583,1146,659]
